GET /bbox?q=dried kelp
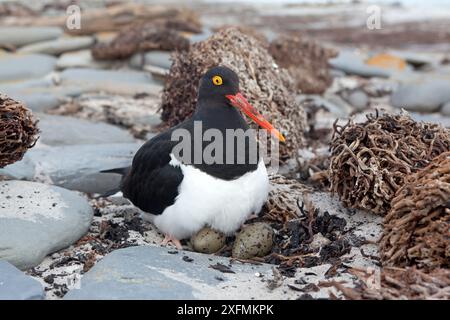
[92,27,190,60]
[0,94,39,167]
[263,174,312,222]
[269,35,337,94]
[161,27,307,160]
[331,267,450,300]
[380,152,450,270]
[329,111,450,215]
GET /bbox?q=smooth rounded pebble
[0,27,63,47]
[18,36,94,55]
[0,260,44,300]
[391,77,450,112]
[0,143,142,194]
[0,181,93,270]
[0,53,56,82]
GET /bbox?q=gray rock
[388,50,439,69]
[329,50,391,78]
[130,51,171,70]
[0,260,44,299]
[391,77,450,112]
[329,68,346,78]
[0,181,93,270]
[345,90,368,111]
[18,36,95,56]
[64,245,285,300]
[0,27,63,47]
[0,143,141,194]
[189,29,213,44]
[441,101,450,116]
[59,68,161,96]
[2,91,61,112]
[297,94,352,117]
[56,49,111,69]
[0,77,62,112]
[144,51,172,69]
[409,112,450,128]
[37,114,136,146]
[129,53,145,69]
[0,54,57,82]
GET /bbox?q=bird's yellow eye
[212,75,223,86]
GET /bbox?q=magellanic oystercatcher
[104,66,285,249]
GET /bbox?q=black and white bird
[104,66,285,249]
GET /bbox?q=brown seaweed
[329,111,450,215]
[0,94,39,168]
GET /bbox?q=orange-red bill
[226,92,285,142]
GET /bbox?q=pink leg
[247,213,258,220]
[161,234,183,250]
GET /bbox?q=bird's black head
[195,65,286,142]
[198,66,239,103]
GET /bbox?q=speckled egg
[232,223,274,259]
[191,227,226,254]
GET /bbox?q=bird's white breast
[146,154,269,240]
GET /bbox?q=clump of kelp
[0,94,39,168]
[380,151,449,270]
[329,111,450,215]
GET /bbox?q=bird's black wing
[121,133,183,215]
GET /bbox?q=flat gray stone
[297,94,352,117]
[37,114,136,146]
[56,49,112,69]
[0,77,62,112]
[0,260,44,299]
[0,143,141,194]
[441,101,450,116]
[18,36,95,56]
[345,90,368,111]
[3,91,61,112]
[0,54,57,82]
[0,27,63,47]
[189,29,213,44]
[59,68,161,96]
[329,50,391,78]
[64,245,283,300]
[388,50,440,69]
[0,181,93,270]
[391,77,450,112]
[144,51,172,69]
[410,112,450,128]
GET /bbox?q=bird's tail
[100,167,130,175]
[97,166,130,198]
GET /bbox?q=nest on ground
[0,94,39,168]
[330,267,450,300]
[268,35,337,94]
[92,26,190,60]
[379,152,450,270]
[161,27,307,160]
[254,176,351,276]
[329,111,450,215]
